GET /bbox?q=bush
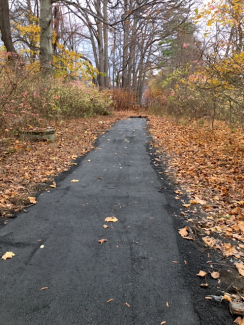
[0,60,113,137]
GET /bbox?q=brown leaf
[103,225,109,229]
[211,272,220,279]
[2,251,15,260]
[200,283,209,288]
[98,239,107,244]
[105,216,118,223]
[196,270,207,277]
[28,196,37,204]
[202,236,216,247]
[161,322,167,325]
[107,298,113,303]
[235,262,244,276]
[178,227,188,238]
[182,204,190,208]
[195,197,207,205]
[125,302,130,308]
[41,287,48,290]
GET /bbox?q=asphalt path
[0,118,232,324]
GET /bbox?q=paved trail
[0,118,231,324]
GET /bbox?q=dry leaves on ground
[147,116,244,261]
[0,112,132,217]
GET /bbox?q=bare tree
[0,0,17,55]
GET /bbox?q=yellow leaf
[71,179,79,182]
[28,196,37,204]
[103,225,109,229]
[161,322,167,325]
[2,251,15,260]
[196,270,207,277]
[105,217,118,223]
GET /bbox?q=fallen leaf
[98,239,107,244]
[202,236,216,247]
[28,196,37,204]
[107,298,113,303]
[205,296,213,300]
[178,227,188,237]
[234,317,244,324]
[71,179,79,182]
[182,204,190,208]
[40,245,44,249]
[2,251,15,260]
[235,262,244,276]
[211,272,220,279]
[200,283,209,288]
[166,302,169,307]
[125,302,130,308]
[161,322,167,325]
[197,270,207,277]
[105,216,118,223]
[41,287,48,290]
[195,197,207,205]
[103,225,109,229]
[223,294,232,302]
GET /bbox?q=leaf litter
[0,112,131,218]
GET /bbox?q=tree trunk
[122,0,129,89]
[0,0,17,55]
[40,0,53,74]
[103,0,108,88]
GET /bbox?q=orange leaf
[211,271,220,279]
[103,225,109,229]
[107,298,113,303]
[182,204,190,208]
[178,227,188,237]
[28,196,37,204]
[125,302,130,308]
[196,270,207,277]
[98,238,107,244]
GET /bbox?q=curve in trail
[0,118,215,324]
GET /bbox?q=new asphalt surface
[0,118,232,324]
